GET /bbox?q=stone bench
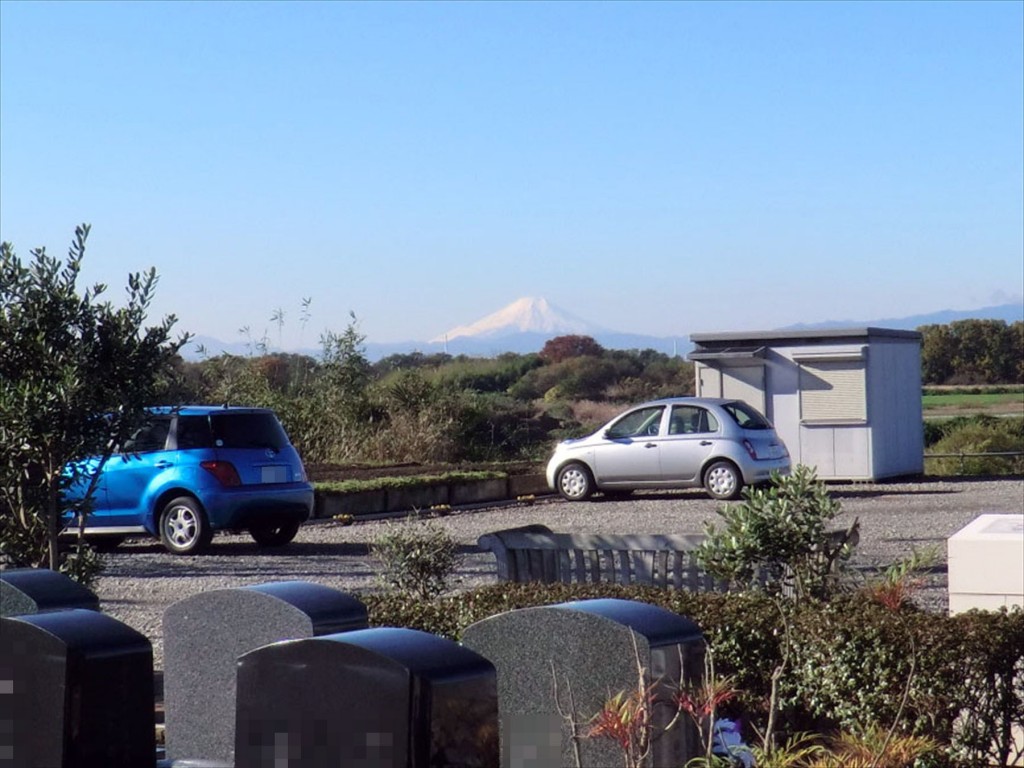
[477,525,730,590]
[478,523,858,592]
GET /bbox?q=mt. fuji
[429,297,603,343]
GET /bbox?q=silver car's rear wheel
[556,462,594,501]
[704,461,743,500]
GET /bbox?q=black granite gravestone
[462,598,705,768]
[0,608,154,767]
[163,580,368,764]
[0,568,100,616]
[234,627,499,768]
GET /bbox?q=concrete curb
[314,474,550,520]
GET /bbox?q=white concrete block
[948,592,1015,614]
[948,513,1024,615]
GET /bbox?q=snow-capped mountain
[428,297,603,343]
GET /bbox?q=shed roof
[689,327,921,346]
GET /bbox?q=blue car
[63,406,314,554]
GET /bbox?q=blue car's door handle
[154,460,174,468]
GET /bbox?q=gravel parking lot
[93,476,1024,670]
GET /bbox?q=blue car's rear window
[177,416,214,449]
[210,413,289,450]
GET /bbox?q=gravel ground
[93,476,1024,670]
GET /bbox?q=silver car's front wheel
[556,463,594,501]
[704,461,742,501]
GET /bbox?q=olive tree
[0,225,186,579]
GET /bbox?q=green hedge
[314,470,506,494]
[924,415,1024,476]
[364,584,1024,767]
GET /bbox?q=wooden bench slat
[571,549,585,583]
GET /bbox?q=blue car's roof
[147,405,275,416]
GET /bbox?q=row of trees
[919,319,1023,385]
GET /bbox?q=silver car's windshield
[605,406,665,439]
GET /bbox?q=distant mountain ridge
[181,298,1023,362]
[781,303,1023,332]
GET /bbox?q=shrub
[369,517,462,600]
[362,379,470,464]
[1,225,184,577]
[696,466,859,601]
[926,415,1024,475]
[787,596,1024,766]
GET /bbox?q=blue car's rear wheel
[159,497,213,555]
[249,521,300,547]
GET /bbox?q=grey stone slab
[162,580,367,764]
[0,608,154,767]
[234,627,498,768]
[462,598,704,768]
[0,568,100,616]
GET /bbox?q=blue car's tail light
[200,460,242,487]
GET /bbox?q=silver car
[546,397,791,501]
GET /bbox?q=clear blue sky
[2,1,1022,349]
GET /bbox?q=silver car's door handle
[700,441,713,446]
[645,443,657,448]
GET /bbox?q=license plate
[261,466,288,483]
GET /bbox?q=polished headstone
[0,568,100,616]
[0,608,154,767]
[234,627,499,768]
[462,598,705,768]
[163,580,368,763]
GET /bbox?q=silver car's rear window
[722,401,772,430]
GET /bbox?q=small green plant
[817,726,939,767]
[863,547,937,611]
[696,465,859,602]
[747,731,824,768]
[676,651,741,766]
[59,539,106,588]
[370,516,462,600]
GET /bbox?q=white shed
[689,328,923,480]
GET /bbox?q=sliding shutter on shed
[796,351,867,422]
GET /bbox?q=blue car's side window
[124,418,171,454]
